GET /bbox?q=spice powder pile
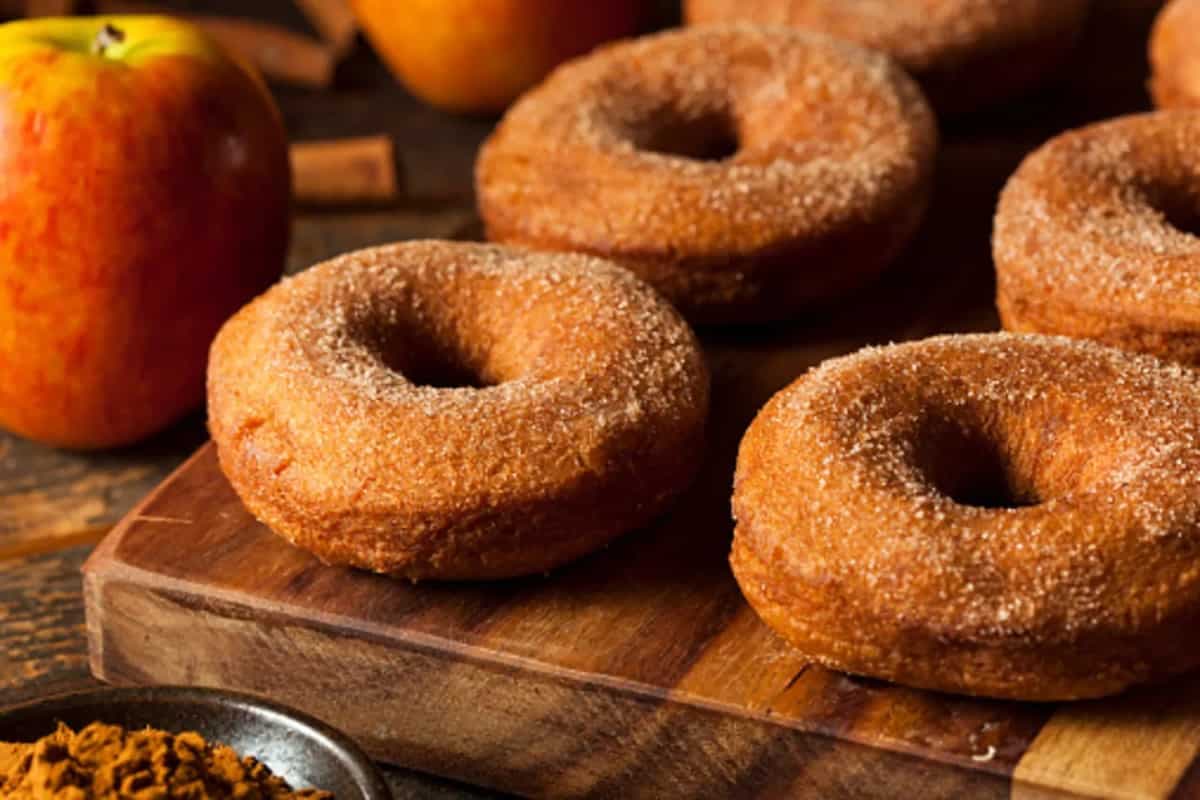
[0,722,333,799]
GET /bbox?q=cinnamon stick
[90,0,155,13]
[293,0,358,53]
[290,135,399,205]
[93,3,337,89]
[191,17,337,89]
[24,0,75,15]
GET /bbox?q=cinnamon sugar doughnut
[476,25,937,324]
[207,242,709,580]
[732,333,1200,700]
[994,111,1200,365]
[684,0,1092,114]
[1151,0,1200,109]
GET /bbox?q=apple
[0,15,291,449]
[350,0,642,113]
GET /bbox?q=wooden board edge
[82,441,1025,790]
[84,525,1021,787]
[85,571,1011,799]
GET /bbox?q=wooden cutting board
[81,382,1200,799]
[81,174,1200,797]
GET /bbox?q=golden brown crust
[1151,0,1200,109]
[993,111,1200,365]
[207,241,710,580]
[731,333,1200,700]
[475,25,937,324]
[683,0,1091,115]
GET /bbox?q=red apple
[0,15,291,449]
[350,0,642,113]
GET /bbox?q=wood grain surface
[0,547,94,708]
[0,422,206,561]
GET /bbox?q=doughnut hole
[380,344,490,389]
[632,103,741,162]
[343,304,506,391]
[913,415,1043,510]
[1145,180,1200,240]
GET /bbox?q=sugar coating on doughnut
[684,0,1090,113]
[297,247,697,417]
[208,241,710,580]
[1151,0,1200,110]
[687,0,1017,70]
[482,24,930,247]
[733,332,1200,699]
[993,111,1200,362]
[477,24,936,322]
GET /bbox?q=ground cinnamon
[0,722,333,799]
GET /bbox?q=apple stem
[91,23,126,56]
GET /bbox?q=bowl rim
[0,684,392,800]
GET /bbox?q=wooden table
[0,1,1172,797]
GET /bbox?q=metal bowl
[0,686,391,800]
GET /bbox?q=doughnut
[1151,0,1200,109]
[475,25,937,324]
[732,333,1200,700]
[683,0,1092,115]
[207,241,709,580]
[993,111,1200,366]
